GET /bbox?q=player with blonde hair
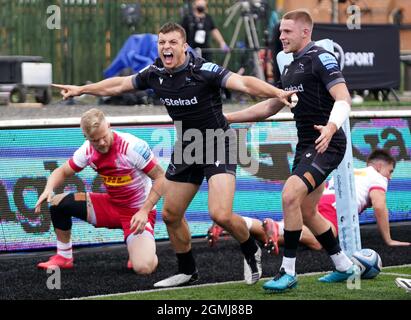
[35,108,165,275]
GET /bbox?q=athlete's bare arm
[130,163,166,235]
[314,82,351,153]
[35,162,76,213]
[225,73,294,107]
[53,75,135,100]
[225,98,285,124]
[370,189,411,246]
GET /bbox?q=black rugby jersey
[279,41,346,145]
[132,52,232,135]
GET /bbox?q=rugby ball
[351,248,382,279]
[290,93,298,108]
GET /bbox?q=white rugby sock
[242,216,253,231]
[281,256,296,276]
[330,251,353,272]
[57,240,73,259]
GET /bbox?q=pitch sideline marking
[380,272,411,277]
[69,264,411,300]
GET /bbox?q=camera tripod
[223,1,265,80]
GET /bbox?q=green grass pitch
[89,265,411,300]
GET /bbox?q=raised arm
[53,75,135,100]
[225,73,294,106]
[34,162,76,213]
[370,189,411,246]
[225,98,285,124]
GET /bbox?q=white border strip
[69,264,411,300]
[1,110,411,129]
[0,115,173,128]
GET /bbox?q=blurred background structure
[0,0,410,100]
[0,0,269,85]
[0,3,410,295]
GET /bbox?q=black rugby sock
[176,250,197,275]
[315,228,341,255]
[240,236,258,259]
[283,229,302,258]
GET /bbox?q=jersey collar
[293,41,316,60]
[166,53,190,74]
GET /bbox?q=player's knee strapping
[296,165,326,194]
[50,193,87,231]
[299,175,314,193]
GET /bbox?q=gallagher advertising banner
[1,117,411,251]
[313,24,401,90]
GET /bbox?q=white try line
[68,264,411,300]
[380,272,411,277]
[68,271,325,300]
[378,264,411,278]
[381,264,411,269]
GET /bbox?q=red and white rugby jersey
[323,166,388,214]
[68,130,157,208]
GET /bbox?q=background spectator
[181,0,229,62]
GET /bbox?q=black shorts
[292,140,346,193]
[165,128,237,185]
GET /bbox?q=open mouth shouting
[163,52,174,66]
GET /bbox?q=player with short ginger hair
[35,108,165,274]
[52,22,295,287]
[226,9,359,292]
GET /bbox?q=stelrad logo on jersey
[285,84,304,92]
[160,97,199,106]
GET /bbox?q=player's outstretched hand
[386,239,411,247]
[278,89,297,108]
[314,123,337,154]
[34,190,53,214]
[130,210,149,235]
[52,83,82,100]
